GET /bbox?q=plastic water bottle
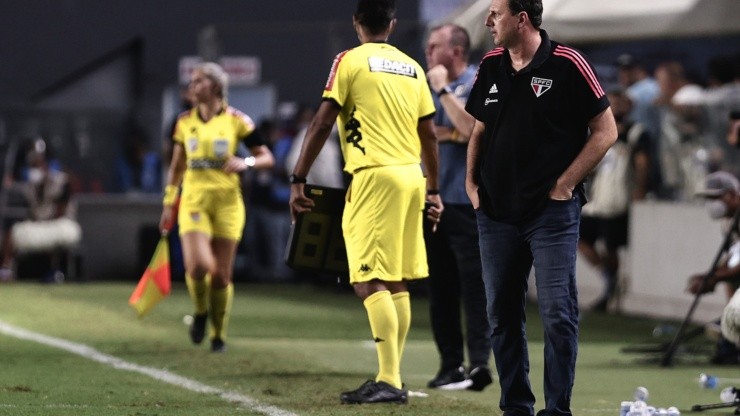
[629,400,648,416]
[720,387,737,403]
[621,401,633,416]
[634,386,649,402]
[698,373,718,389]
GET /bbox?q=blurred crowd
[0,138,80,282]
[575,51,740,312]
[0,48,738,285]
[607,52,740,202]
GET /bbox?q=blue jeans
[476,195,581,416]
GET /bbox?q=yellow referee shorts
[178,186,245,241]
[343,164,428,284]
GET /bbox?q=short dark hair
[430,24,471,58]
[355,0,396,35]
[509,0,542,29]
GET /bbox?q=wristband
[289,174,307,184]
[163,185,179,206]
[426,189,440,195]
[436,85,453,98]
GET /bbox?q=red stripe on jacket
[553,46,605,98]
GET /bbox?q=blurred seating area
[0,0,737,323]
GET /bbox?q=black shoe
[427,366,472,390]
[210,337,227,353]
[340,380,407,404]
[341,380,374,398]
[189,313,208,345]
[467,366,493,391]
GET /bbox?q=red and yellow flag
[129,237,171,317]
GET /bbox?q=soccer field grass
[0,281,737,416]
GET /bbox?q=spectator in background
[3,137,62,187]
[243,118,295,282]
[285,105,344,188]
[701,55,740,178]
[0,138,80,283]
[616,54,662,197]
[423,23,492,392]
[654,60,707,200]
[115,122,161,193]
[616,54,660,138]
[1,138,47,281]
[686,171,740,365]
[579,89,651,312]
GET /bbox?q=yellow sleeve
[172,117,186,144]
[232,108,256,139]
[322,49,352,107]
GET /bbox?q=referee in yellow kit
[289,0,442,405]
[160,62,274,353]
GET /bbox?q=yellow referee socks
[391,291,411,363]
[209,283,233,341]
[363,290,401,389]
[185,273,209,315]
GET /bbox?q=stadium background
[0,0,738,321]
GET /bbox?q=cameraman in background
[686,171,740,365]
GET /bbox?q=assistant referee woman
[160,62,274,352]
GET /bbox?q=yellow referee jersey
[172,105,261,190]
[322,42,436,173]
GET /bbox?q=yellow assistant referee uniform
[323,42,436,283]
[172,104,262,241]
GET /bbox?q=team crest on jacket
[530,77,552,97]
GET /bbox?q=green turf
[0,281,736,416]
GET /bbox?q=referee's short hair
[355,0,395,35]
[196,62,229,100]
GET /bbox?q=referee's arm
[419,117,443,229]
[291,100,340,180]
[289,100,340,220]
[418,117,439,193]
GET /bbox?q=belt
[188,159,224,169]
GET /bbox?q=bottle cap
[634,386,649,402]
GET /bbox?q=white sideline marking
[0,321,299,416]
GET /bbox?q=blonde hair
[195,62,229,100]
